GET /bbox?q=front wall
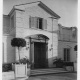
[58,26,77,63]
[15,5,58,67]
[3,35,15,63]
[15,5,58,32]
[58,41,77,62]
[15,27,58,67]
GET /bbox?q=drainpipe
[52,18,53,58]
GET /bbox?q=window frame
[29,16,47,30]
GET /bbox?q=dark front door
[34,42,47,68]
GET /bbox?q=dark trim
[14,1,40,7]
[8,8,25,16]
[58,40,77,43]
[38,2,60,18]
[3,15,9,17]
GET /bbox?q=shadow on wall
[48,56,58,68]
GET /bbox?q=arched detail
[25,34,49,40]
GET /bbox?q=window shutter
[29,17,38,28]
[34,17,38,28]
[43,19,47,30]
[30,17,34,28]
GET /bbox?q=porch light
[49,44,53,51]
[26,42,30,50]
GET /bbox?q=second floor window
[29,17,47,30]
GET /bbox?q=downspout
[52,18,53,58]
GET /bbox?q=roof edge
[7,1,60,18]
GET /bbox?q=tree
[11,38,26,61]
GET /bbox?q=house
[3,1,77,69]
[58,24,77,63]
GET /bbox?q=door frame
[30,39,48,69]
[63,48,70,61]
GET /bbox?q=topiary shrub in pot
[11,38,30,79]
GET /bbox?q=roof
[9,1,60,18]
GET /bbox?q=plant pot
[12,64,28,79]
[27,68,30,76]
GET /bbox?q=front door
[34,42,47,68]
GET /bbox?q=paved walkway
[28,73,77,80]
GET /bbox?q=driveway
[28,73,77,80]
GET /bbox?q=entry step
[30,68,69,76]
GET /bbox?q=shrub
[53,58,64,68]
[11,38,26,61]
[2,63,12,72]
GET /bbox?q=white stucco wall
[3,35,15,63]
[58,26,77,63]
[3,3,59,68]
[58,41,77,62]
[15,4,59,67]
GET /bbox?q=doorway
[34,42,47,68]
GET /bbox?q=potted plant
[11,38,29,79]
[53,58,64,68]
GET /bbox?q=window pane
[39,18,43,29]
[67,49,70,61]
[64,48,66,61]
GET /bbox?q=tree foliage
[11,38,26,61]
[11,38,26,47]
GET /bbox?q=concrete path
[28,73,77,80]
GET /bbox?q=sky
[3,0,77,27]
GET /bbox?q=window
[64,48,70,61]
[38,18,43,29]
[29,17,47,30]
[11,15,14,28]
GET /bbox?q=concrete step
[30,68,69,76]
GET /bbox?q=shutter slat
[43,19,47,30]
[30,17,38,28]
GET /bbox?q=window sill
[29,27,47,31]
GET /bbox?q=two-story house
[3,1,60,69]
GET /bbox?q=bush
[2,63,12,72]
[53,58,64,68]
[53,58,74,68]
[63,62,73,66]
